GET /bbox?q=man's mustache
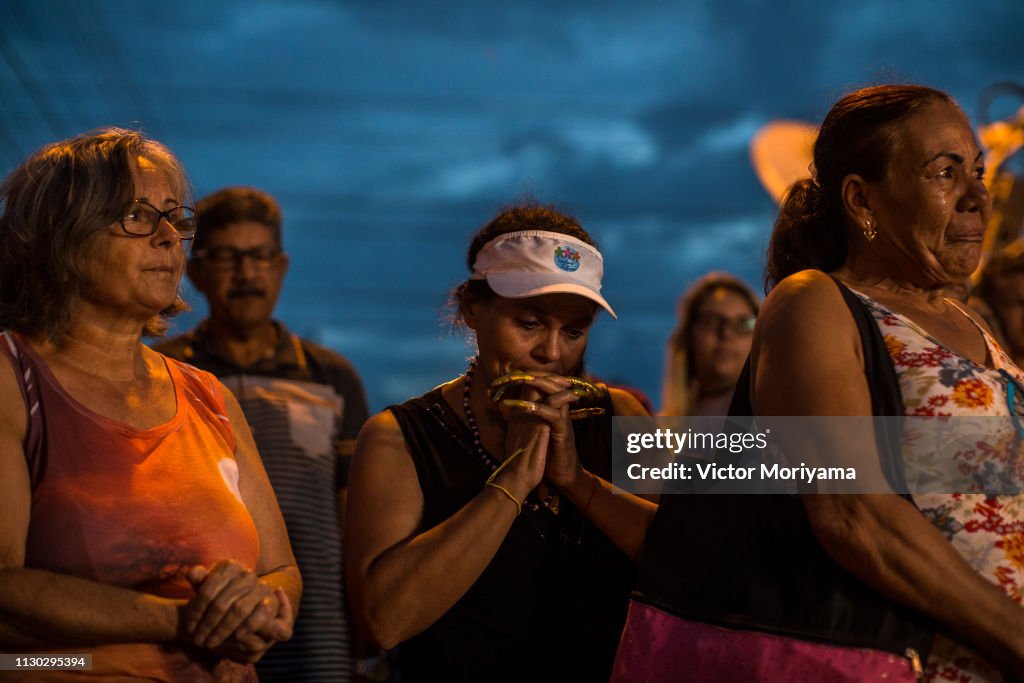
[227,287,266,298]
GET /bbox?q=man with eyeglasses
[155,186,369,683]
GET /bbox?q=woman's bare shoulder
[758,270,859,344]
[762,270,849,316]
[753,270,870,415]
[359,409,403,442]
[0,347,26,443]
[353,409,416,472]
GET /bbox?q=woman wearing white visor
[346,205,656,682]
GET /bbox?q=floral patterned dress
[854,289,1024,682]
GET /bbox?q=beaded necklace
[462,357,556,514]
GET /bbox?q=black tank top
[634,275,934,658]
[389,384,634,683]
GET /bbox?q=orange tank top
[1,331,260,682]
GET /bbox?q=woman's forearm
[807,494,1024,672]
[0,567,184,649]
[353,486,520,650]
[561,470,657,561]
[257,564,302,619]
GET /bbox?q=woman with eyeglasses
[0,129,299,681]
[346,205,656,682]
[659,272,759,416]
[620,85,1024,682]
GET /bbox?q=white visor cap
[470,230,616,319]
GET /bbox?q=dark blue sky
[2,0,1022,410]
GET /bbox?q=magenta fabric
[611,601,919,682]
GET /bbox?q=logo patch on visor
[553,246,581,272]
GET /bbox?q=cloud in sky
[2,0,1023,407]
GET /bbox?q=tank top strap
[0,331,45,488]
[945,298,1013,371]
[162,355,236,452]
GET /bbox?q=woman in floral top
[753,84,1024,681]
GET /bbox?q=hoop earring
[863,218,877,242]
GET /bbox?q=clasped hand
[489,371,602,494]
[181,560,294,663]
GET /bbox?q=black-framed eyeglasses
[693,311,757,336]
[191,245,283,270]
[120,200,198,241]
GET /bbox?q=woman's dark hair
[764,84,954,290]
[661,272,760,415]
[451,203,597,319]
[0,127,191,340]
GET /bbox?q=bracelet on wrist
[485,481,522,515]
